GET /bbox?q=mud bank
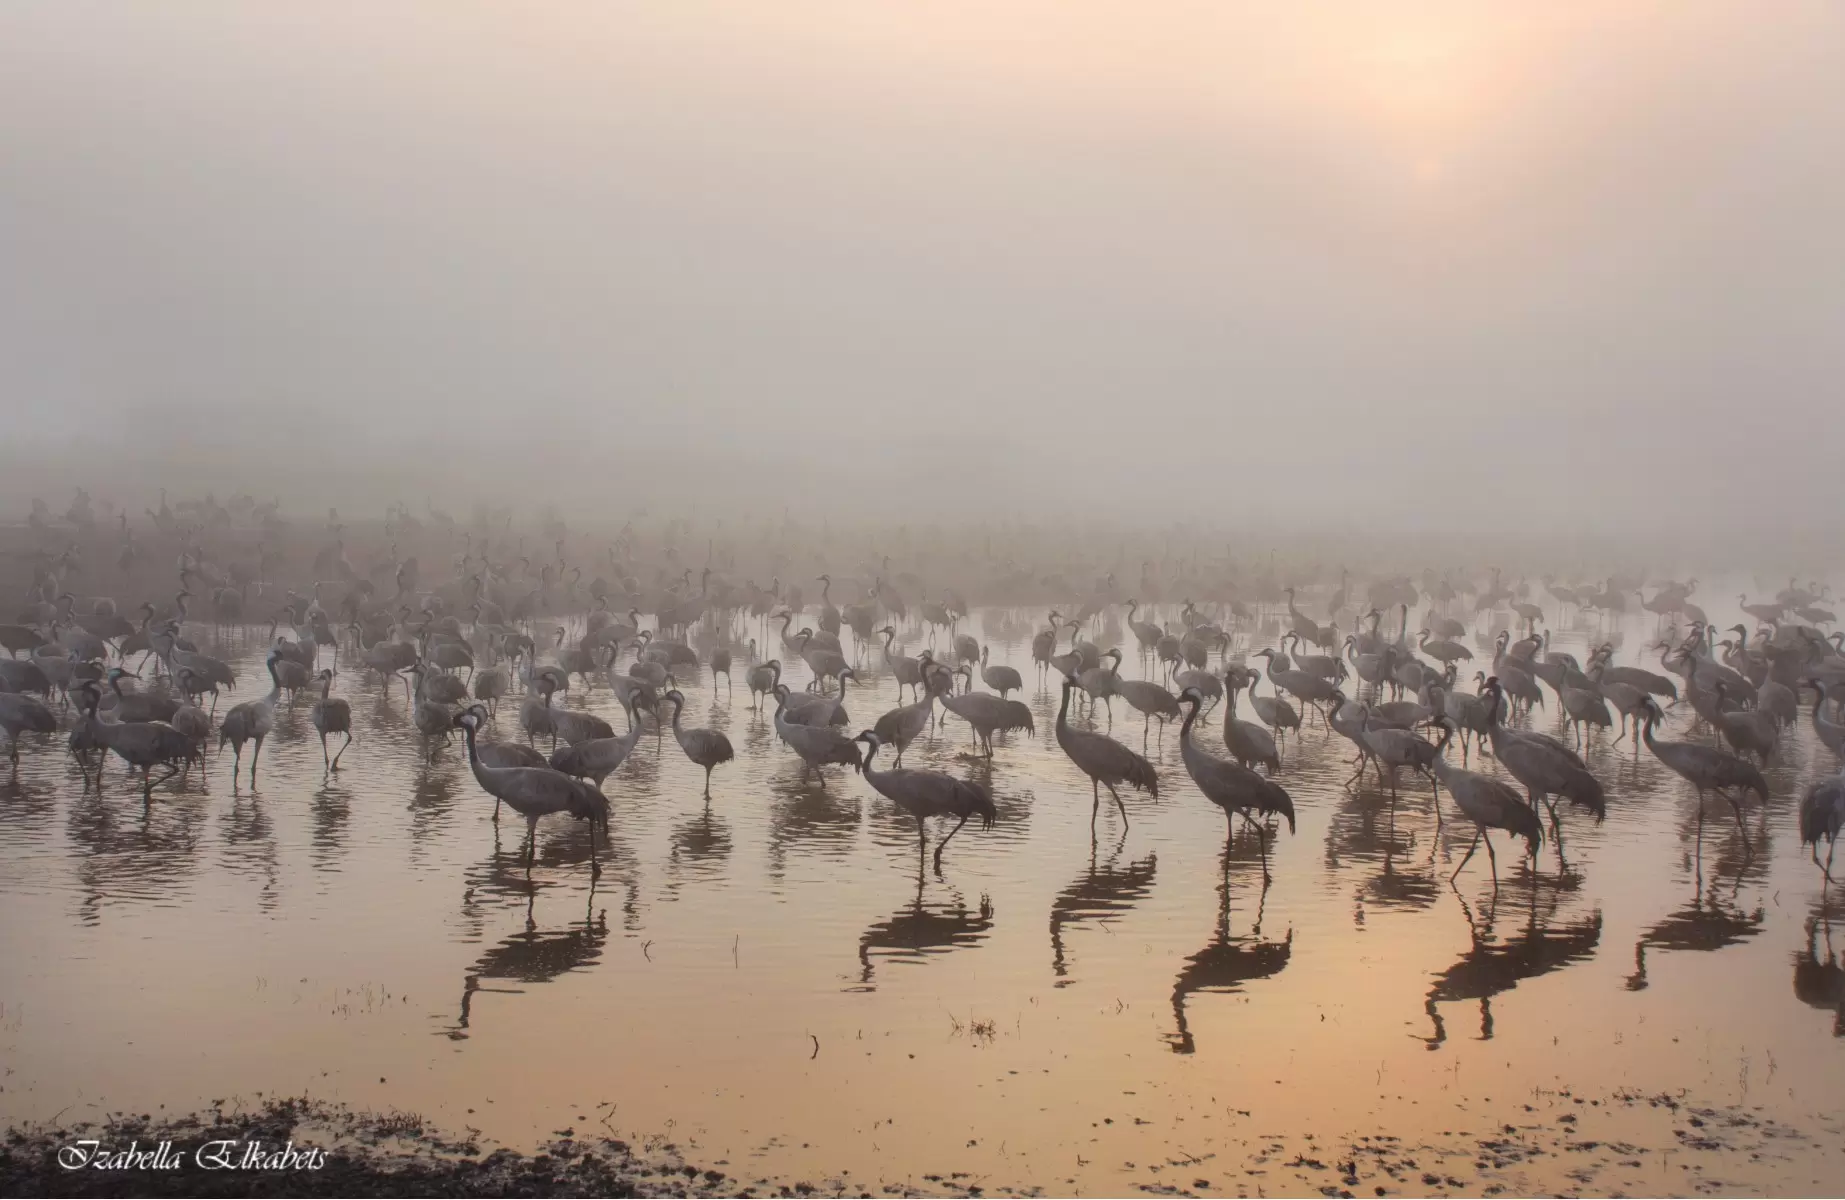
[4,1088,1841,1198]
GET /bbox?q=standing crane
[1428,719,1542,883]
[1800,767,1845,886]
[1175,689,1294,876]
[1639,696,1768,852]
[855,731,996,870]
[453,708,608,877]
[219,649,283,785]
[309,668,353,769]
[662,689,734,799]
[1055,672,1157,831]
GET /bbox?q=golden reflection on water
[1,606,1843,1192]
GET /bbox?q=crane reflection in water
[853,865,994,991]
[1048,834,1157,986]
[1791,903,1845,1037]
[448,890,609,1039]
[1421,880,1601,1048]
[1164,842,1292,1055]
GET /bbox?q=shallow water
[3,603,1843,1194]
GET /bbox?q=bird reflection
[407,760,461,851]
[1625,884,1763,991]
[310,783,352,871]
[1049,834,1156,986]
[853,864,994,990]
[1793,907,1845,1036]
[1165,847,1292,1054]
[66,788,204,926]
[665,807,732,896]
[1422,883,1601,1048]
[766,774,861,878]
[220,794,281,912]
[447,889,608,1039]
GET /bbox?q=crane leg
[1725,790,1751,855]
[934,813,970,869]
[333,732,352,770]
[1450,829,1481,881]
[320,732,331,767]
[1091,779,1101,831]
[1107,783,1129,827]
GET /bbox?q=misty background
[1,3,1840,547]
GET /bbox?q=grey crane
[879,627,925,702]
[1055,672,1157,830]
[309,668,353,769]
[1559,675,1614,748]
[1173,666,1224,711]
[939,668,1036,758]
[1284,588,1332,651]
[855,731,996,869]
[448,704,552,821]
[549,694,651,787]
[1221,672,1280,774]
[101,667,180,724]
[0,689,57,765]
[709,645,733,696]
[1253,648,1335,723]
[978,644,1023,699]
[218,650,284,785]
[1240,666,1301,741]
[1076,647,1121,722]
[1804,679,1844,757]
[1030,612,1064,677]
[1799,766,1845,885]
[1639,696,1767,851]
[1418,629,1473,665]
[454,708,608,877]
[816,573,843,638]
[747,658,783,710]
[1480,678,1605,852]
[772,686,862,787]
[471,662,511,715]
[1588,644,1678,703]
[1176,689,1294,876]
[167,669,213,768]
[1428,719,1543,883]
[1115,670,1182,746]
[662,688,734,798]
[1708,680,1779,766]
[1360,714,1443,799]
[1125,600,1164,656]
[1283,632,1343,682]
[795,630,850,692]
[538,678,616,748]
[409,663,460,761]
[872,667,946,766]
[1739,594,1785,625]
[779,669,856,728]
[75,681,193,801]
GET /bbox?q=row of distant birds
[3,549,1843,893]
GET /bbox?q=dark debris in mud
[1,1097,751,1198]
[1122,1089,1843,1199]
[4,1088,1842,1198]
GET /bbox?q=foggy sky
[2,3,1841,540]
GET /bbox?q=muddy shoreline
[5,1088,1839,1198]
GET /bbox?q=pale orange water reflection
[2,605,1843,1194]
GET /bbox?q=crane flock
[3,493,1842,911]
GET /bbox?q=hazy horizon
[3,4,1841,544]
